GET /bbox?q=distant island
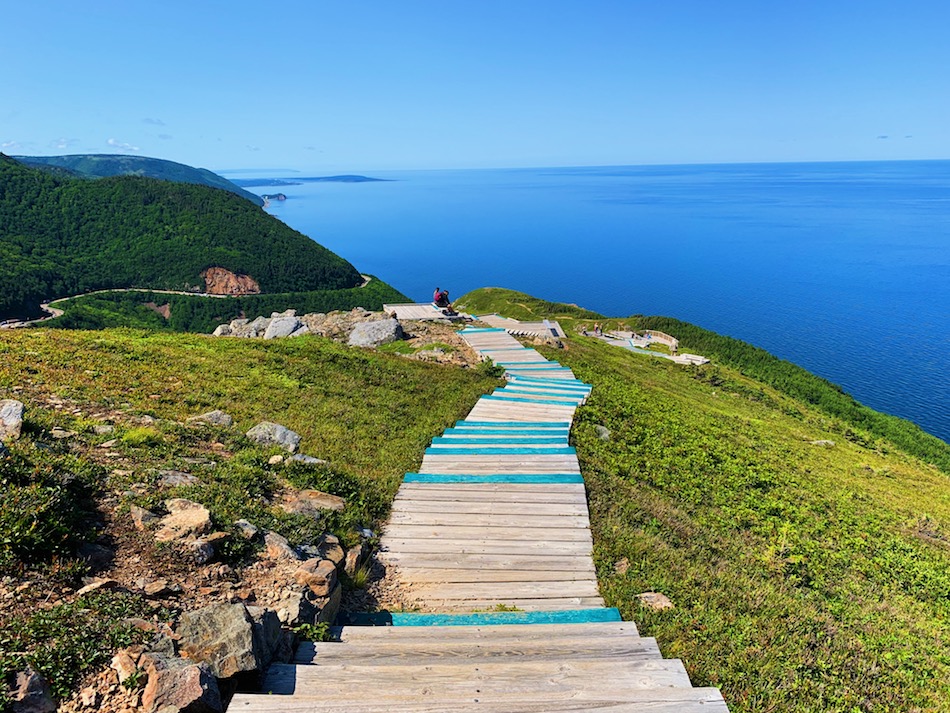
[233,175,389,187]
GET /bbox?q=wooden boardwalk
[476,313,566,338]
[231,326,728,711]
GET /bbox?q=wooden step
[328,621,640,642]
[294,636,658,665]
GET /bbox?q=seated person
[435,289,452,309]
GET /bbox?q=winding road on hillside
[0,276,374,330]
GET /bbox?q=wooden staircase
[229,327,728,712]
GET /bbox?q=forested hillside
[0,155,364,320]
[17,153,263,205]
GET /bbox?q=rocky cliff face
[201,268,261,296]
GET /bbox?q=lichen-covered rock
[187,410,234,427]
[636,591,674,611]
[245,421,301,453]
[347,318,403,348]
[595,425,611,441]
[176,604,260,680]
[0,399,24,441]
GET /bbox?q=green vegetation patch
[543,337,950,711]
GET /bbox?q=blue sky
[3,1,949,171]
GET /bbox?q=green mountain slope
[17,153,264,205]
[0,155,365,320]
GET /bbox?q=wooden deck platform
[230,323,728,711]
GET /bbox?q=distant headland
[232,175,390,188]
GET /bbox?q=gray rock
[234,519,259,540]
[319,533,345,567]
[11,668,56,713]
[77,542,114,569]
[177,604,261,680]
[810,440,836,447]
[229,318,249,330]
[140,652,221,713]
[0,441,8,459]
[281,489,345,516]
[159,469,199,487]
[274,584,340,627]
[187,538,217,564]
[212,324,231,337]
[243,316,271,338]
[288,325,311,338]
[0,399,24,441]
[287,454,327,466]
[246,606,293,669]
[595,425,611,441]
[246,421,301,453]
[347,318,403,348]
[93,424,115,435]
[263,316,302,340]
[271,309,297,318]
[187,410,234,427]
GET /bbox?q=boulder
[281,489,345,517]
[111,649,140,684]
[347,318,403,348]
[274,584,339,627]
[595,425,611,441]
[288,325,311,338]
[263,316,302,340]
[246,421,301,453]
[187,410,234,427]
[294,558,338,597]
[319,533,345,567]
[11,668,55,713]
[140,652,221,713]
[246,606,293,669]
[234,519,259,540]
[243,316,271,338]
[177,604,261,680]
[0,399,24,441]
[810,439,836,447]
[263,531,300,561]
[155,499,212,542]
[212,324,231,337]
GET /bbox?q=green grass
[0,327,502,702]
[547,336,950,711]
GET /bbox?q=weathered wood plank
[387,512,590,528]
[330,621,640,641]
[406,580,602,599]
[379,553,595,570]
[384,568,596,582]
[379,539,593,555]
[391,500,590,516]
[382,525,593,542]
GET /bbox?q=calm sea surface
[260,162,950,444]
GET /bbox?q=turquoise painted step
[504,382,591,393]
[404,472,584,483]
[424,446,576,455]
[431,436,568,445]
[483,394,581,407]
[508,375,589,387]
[456,421,572,428]
[496,361,562,368]
[494,388,585,400]
[339,608,622,626]
[460,327,507,333]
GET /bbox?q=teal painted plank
[494,388,585,400]
[483,394,581,407]
[404,472,585,483]
[460,327,507,333]
[424,446,576,455]
[432,435,567,445]
[505,380,591,391]
[445,428,570,436]
[456,421,572,427]
[338,608,622,626]
[496,361,562,368]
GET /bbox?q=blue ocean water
[261,162,950,443]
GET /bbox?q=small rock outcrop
[139,652,222,713]
[177,604,268,680]
[263,315,302,340]
[155,499,212,542]
[281,489,345,516]
[11,668,56,713]
[637,591,674,611]
[246,422,301,453]
[0,399,25,441]
[595,425,611,441]
[348,318,403,348]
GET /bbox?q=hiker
[433,286,442,304]
[434,288,452,310]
